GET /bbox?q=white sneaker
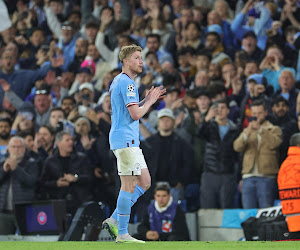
[116,233,145,243]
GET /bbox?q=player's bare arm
[128,87,166,120]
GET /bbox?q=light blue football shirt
[109,73,140,150]
[0,144,7,159]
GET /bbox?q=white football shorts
[113,147,147,176]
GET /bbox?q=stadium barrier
[3,202,299,242]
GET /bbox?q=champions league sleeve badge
[127,84,136,97]
[127,84,135,92]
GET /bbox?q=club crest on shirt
[127,84,135,92]
[135,163,141,171]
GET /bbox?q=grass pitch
[0,241,300,250]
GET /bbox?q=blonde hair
[265,2,278,17]
[119,44,142,63]
[214,0,234,20]
[75,117,91,130]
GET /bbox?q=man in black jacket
[135,184,190,241]
[0,136,39,234]
[197,99,239,208]
[132,108,194,221]
[40,131,93,215]
[0,117,11,159]
[142,108,193,202]
[241,31,264,64]
[269,96,298,165]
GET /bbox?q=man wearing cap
[194,87,211,125]
[205,24,231,67]
[192,88,211,193]
[241,31,264,63]
[0,80,51,130]
[207,10,234,50]
[240,73,270,129]
[143,108,193,203]
[77,82,97,112]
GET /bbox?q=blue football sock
[131,184,146,204]
[111,185,146,222]
[117,190,134,235]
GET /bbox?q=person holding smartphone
[234,99,282,209]
[198,99,239,208]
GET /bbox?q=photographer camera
[68,83,97,122]
[76,82,97,116]
[55,119,75,138]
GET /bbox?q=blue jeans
[242,177,277,209]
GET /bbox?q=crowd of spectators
[1,0,300,234]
